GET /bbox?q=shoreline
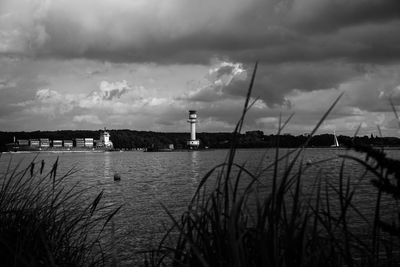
[3,146,400,154]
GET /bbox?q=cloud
[185,60,362,107]
[288,0,400,33]
[0,77,16,89]
[72,114,103,124]
[13,88,76,118]
[184,60,247,102]
[0,0,50,54]
[92,80,131,101]
[387,85,400,100]
[13,80,136,120]
[0,0,398,66]
[255,117,279,130]
[0,0,249,62]
[78,80,148,113]
[9,78,186,129]
[248,62,362,106]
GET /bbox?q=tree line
[1,129,400,151]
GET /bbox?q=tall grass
[0,156,120,266]
[145,63,400,266]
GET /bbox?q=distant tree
[2,130,400,151]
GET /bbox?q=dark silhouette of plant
[0,157,121,266]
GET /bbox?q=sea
[1,148,399,263]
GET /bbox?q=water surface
[1,148,399,263]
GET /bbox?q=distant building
[63,140,73,147]
[30,139,40,147]
[18,139,29,146]
[75,138,85,147]
[40,138,50,147]
[52,140,63,148]
[100,128,113,148]
[84,138,94,147]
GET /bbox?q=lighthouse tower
[187,110,200,149]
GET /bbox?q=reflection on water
[1,148,400,263]
[190,151,200,185]
[104,152,111,179]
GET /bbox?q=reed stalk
[0,157,120,266]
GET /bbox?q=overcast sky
[1,0,400,136]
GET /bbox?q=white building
[100,128,113,148]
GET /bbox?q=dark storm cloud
[288,0,400,33]
[186,61,362,107]
[2,0,400,67]
[248,62,362,105]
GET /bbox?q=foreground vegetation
[0,156,120,266]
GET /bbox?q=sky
[1,0,400,136]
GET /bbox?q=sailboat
[331,131,340,147]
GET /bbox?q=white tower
[187,110,200,149]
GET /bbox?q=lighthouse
[187,110,200,149]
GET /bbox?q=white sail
[332,131,339,147]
